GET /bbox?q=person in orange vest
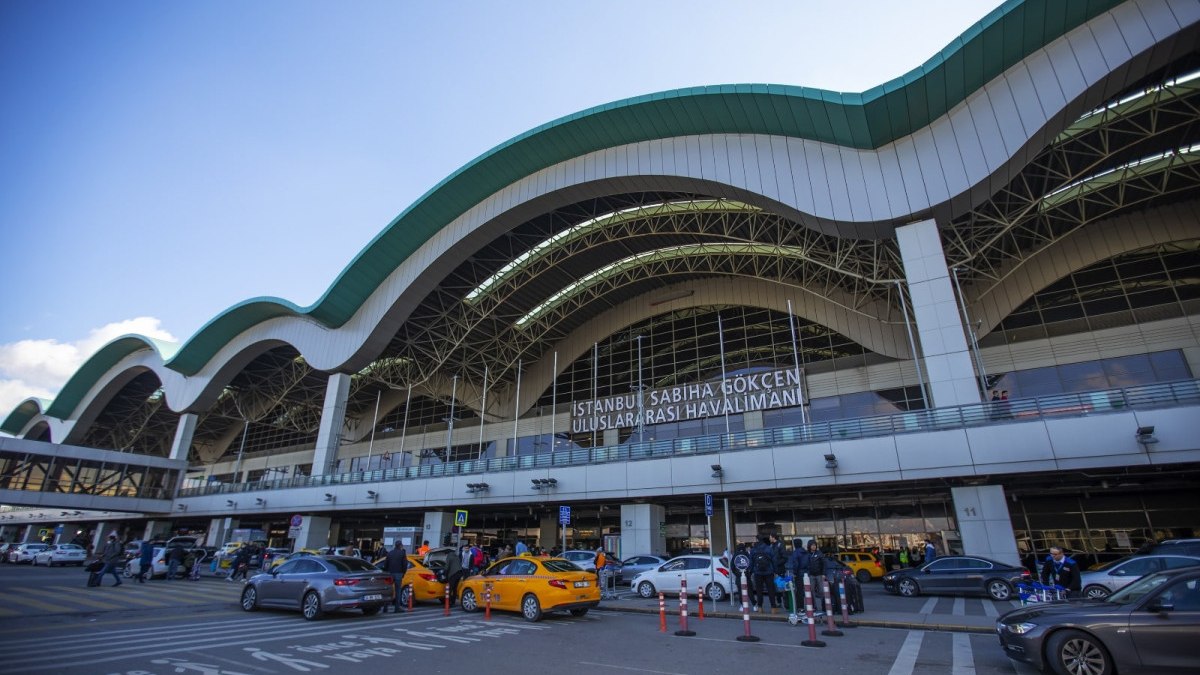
[417,540,430,557]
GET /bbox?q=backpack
[471,547,484,568]
[752,550,773,575]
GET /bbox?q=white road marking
[952,632,975,674]
[952,597,965,616]
[982,599,999,618]
[918,597,938,614]
[887,631,924,675]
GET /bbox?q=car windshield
[1106,571,1172,604]
[1089,556,1132,572]
[325,557,378,573]
[543,560,583,573]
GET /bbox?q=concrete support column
[539,515,558,551]
[143,520,173,541]
[291,516,332,551]
[619,504,666,560]
[169,413,198,462]
[312,373,352,476]
[952,485,1019,567]
[423,512,454,549]
[709,508,731,558]
[205,517,238,547]
[896,219,982,407]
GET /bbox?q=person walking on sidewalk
[99,533,124,587]
[383,541,409,613]
[136,540,154,583]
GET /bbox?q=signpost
[559,506,571,553]
[704,494,714,601]
[288,514,304,540]
[455,510,469,527]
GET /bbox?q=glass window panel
[1150,350,1191,380]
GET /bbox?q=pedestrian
[924,538,937,562]
[383,541,409,613]
[228,544,251,582]
[1039,546,1081,598]
[167,545,186,580]
[99,532,124,587]
[749,535,778,613]
[417,540,430,557]
[800,541,826,614]
[136,540,154,583]
[514,538,528,556]
[445,544,465,604]
[898,547,909,568]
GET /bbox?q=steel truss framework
[65,63,1200,465]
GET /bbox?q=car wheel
[1046,628,1113,675]
[986,579,1013,601]
[460,588,478,612]
[855,569,871,584]
[705,582,726,602]
[398,585,412,608]
[569,608,589,617]
[1083,585,1110,600]
[521,594,543,622]
[898,578,920,597]
[361,605,382,616]
[637,581,656,598]
[122,565,134,578]
[240,587,258,611]
[302,591,322,621]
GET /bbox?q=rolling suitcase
[85,559,104,587]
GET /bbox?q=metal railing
[177,379,1200,497]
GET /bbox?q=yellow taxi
[457,556,600,621]
[269,548,321,570]
[397,557,447,606]
[836,550,885,583]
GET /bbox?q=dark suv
[1138,539,1200,557]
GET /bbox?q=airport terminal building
[2,0,1199,565]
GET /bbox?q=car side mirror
[1148,599,1174,613]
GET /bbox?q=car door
[655,559,688,594]
[919,559,961,593]
[1104,556,1162,593]
[495,558,536,610]
[1128,576,1200,670]
[683,557,715,596]
[258,559,298,604]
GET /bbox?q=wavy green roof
[2,0,1126,434]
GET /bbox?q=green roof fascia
[37,0,1127,424]
[1,398,52,436]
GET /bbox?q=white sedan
[630,555,733,601]
[123,547,169,578]
[33,544,87,567]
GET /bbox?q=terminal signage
[704,493,713,517]
[559,506,571,525]
[570,366,803,434]
[455,510,469,527]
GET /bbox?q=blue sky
[0,0,998,414]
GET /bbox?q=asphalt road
[0,563,1034,675]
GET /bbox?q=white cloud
[0,317,177,420]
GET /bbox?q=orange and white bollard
[697,582,705,620]
[658,591,667,632]
[444,584,451,616]
[837,579,856,628]
[735,575,760,642]
[820,577,843,637]
[484,582,492,621]
[800,573,826,648]
[407,583,414,612]
[674,578,695,636]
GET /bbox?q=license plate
[574,581,590,588]
[363,594,383,601]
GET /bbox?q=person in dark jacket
[99,532,124,587]
[136,540,154,583]
[798,541,826,614]
[445,545,466,605]
[229,545,252,582]
[166,545,186,580]
[749,536,778,612]
[1039,546,1081,597]
[383,542,409,613]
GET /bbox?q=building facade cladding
[2,1,1200,561]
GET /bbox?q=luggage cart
[784,577,803,625]
[1017,581,1065,605]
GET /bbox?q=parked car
[630,555,732,602]
[7,543,48,564]
[458,556,600,621]
[394,556,447,606]
[269,549,321,571]
[882,555,1030,601]
[33,543,87,567]
[262,547,292,568]
[1079,554,1200,599]
[0,543,17,562]
[1135,538,1200,558]
[619,555,669,584]
[559,549,623,578]
[836,550,885,583]
[997,567,1200,674]
[240,555,395,620]
[123,547,168,578]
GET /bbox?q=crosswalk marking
[887,631,924,675]
[918,597,938,614]
[952,597,965,615]
[951,633,975,674]
[982,599,1000,617]
[34,587,125,610]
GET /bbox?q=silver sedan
[619,555,669,584]
[1078,554,1200,599]
[240,555,395,620]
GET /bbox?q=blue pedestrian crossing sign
[559,506,571,525]
[454,509,469,527]
[704,493,713,517]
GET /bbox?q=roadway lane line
[918,598,938,614]
[982,599,999,618]
[578,661,686,675]
[34,587,126,610]
[50,584,186,608]
[2,590,71,613]
[952,597,965,615]
[887,631,924,675]
[951,632,974,674]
